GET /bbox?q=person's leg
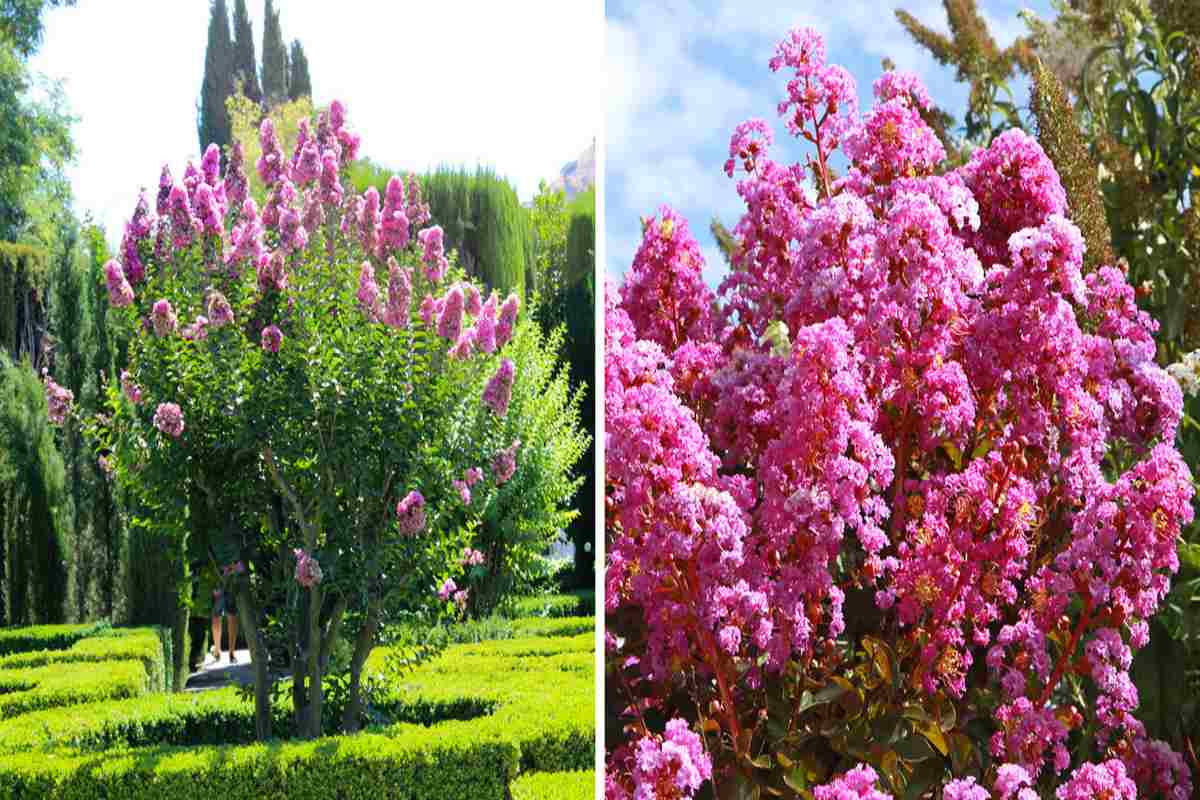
[228,614,239,661]
[210,614,221,660]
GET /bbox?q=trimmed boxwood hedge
[0,659,150,718]
[510,770,595,800]
[0,625,594,795]
[0,723,519,800]
[508,591,594,619]
[0,623,108,656]
[0,628,168,692]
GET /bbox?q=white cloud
[31,0,599,243]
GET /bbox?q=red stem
[1037,601,1093,707]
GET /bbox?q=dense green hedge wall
[508,591,594,619]
[510,770,595,800]
[0,627,168,692]
[0,623,594,795]
[0,658,150,718]
[0,622,107,656]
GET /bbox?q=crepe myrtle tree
[605,28,1194,800]
[86,101,585,740]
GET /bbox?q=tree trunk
[234,581,272,741]
[341,593,382,734]
[303,582,324,738]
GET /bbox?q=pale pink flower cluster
[395,490,426,535]
[461,547,485,567]
[492,439,520,484]
[293,549,323,588]
[44,375,73,425]
[152,402,184,438]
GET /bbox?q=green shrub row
[0,628,167,691]
[0,630,592,754]
[0,722,519,800]
[0,622,108,656]
[0,630,594,791]
[508,591,594,619]
[510,770,595,800]
[0,659,149,719]
[509,616,594,639]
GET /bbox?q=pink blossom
[462,547,485,567]
[482,359,515,417]
[261,324,282,353]
[293,549,323,588]
[492,440,520,484]
[153,402,184,438]
[437,286,465,342]
[418,225,448,283]
[437,577,457,602]
[383,259,411,329]
[44,375,73,424]
[104,260,134,307]
[452,479,471,505]
[151,299,178,337]
[206,292,234,328]
[379,176,410,252]
[120,370,143,405]
[396,491,426,535]
[495,293,519,349]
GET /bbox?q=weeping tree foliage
[198,0,234,160]
[287,39,310,101]
[0,354,69,627]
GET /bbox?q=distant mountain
[548,140,595,199]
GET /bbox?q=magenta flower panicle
[482,359,515,417]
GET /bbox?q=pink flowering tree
[606,29,1193,800]
[95,101,585,740]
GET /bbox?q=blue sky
[605,0,1055,288]
[30,1,600,243]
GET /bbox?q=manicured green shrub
[0,622,107,656]
[509,616,593,639]
[0,658,149,718]
[0,629,593,789]
[0,687,253,753]
[508,591,593,619]
[0,725,520,800]
[0,627,167,691]
[510,770,594,800]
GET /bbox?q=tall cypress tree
[198,0,234,157]
[230,0,260,103]
[260,0,288,106]
[287,39,311,100]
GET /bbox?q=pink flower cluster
[482,358,515,417]
[607,719,712,800]
[492,439,520,484]
[812,765,892,800]
[44,375,73,425]
[153,402,184,439]
[293,548,323,588]
[396,490,426,535]
[605,26,1195,799]
[461,548,485,567]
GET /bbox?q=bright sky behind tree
[30,0,600,242]
[606,0,1055,288]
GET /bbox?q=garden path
[184,649,254,691]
